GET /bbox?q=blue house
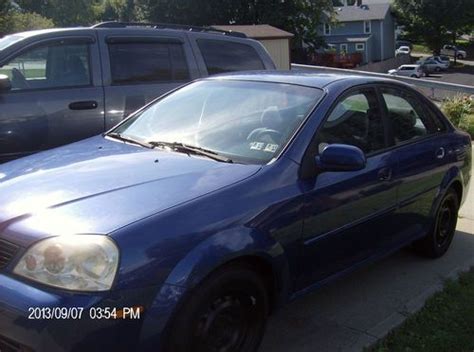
[320,3,396,64]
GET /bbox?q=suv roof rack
[92,22,247,38]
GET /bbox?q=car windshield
[111,80,323,164]
[0,35,23,51]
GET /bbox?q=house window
[324,23,331,35]
[340,43,348,53]
[356,43,365,51]
[364,20,371,34]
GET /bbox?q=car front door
[97,30,200,129]
[298,87,399,288]
[379,86,452,247]
[0,36,104,163]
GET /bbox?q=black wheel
[457,53,463,59]
[414,189,459,258]
[165,264,269,352]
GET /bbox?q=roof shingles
[334,3,390,22]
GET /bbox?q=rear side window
[108,42,189,85]
[381,87,444,144]
[197,39,265,75]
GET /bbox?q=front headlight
[14,235,119,292]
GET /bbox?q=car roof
[206,71,406,89]
[400,64,418,68]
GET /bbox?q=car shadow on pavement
[260,226,474,352]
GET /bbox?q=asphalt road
[260,148,474,352]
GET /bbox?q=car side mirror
[0,74,12,92]
[316,144,366,172]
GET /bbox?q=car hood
[0,136,261,247]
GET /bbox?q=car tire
[411,74,418,78]
[457,53,464,59]
[413,188,459,258]
[164,263,269,352]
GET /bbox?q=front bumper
[0,274,165,352]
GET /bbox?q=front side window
[0,42,91,91]
[108,42,189,85]
[197,39,265,75]
[316,90,386,154]
[112,80,323,164]
[381,88,443,144]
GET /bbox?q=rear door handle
[378,168,392,181]
[69,101,98,110]
[436,147,445,159]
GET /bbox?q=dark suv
[0,22,276,163]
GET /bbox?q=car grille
[0,239,19,270]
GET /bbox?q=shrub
[442,95,474,138]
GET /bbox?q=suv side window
[316,89,386,154]
[380,87,442,144]
[0,42,91,91]
[108,41,189,85]
[197,39,265,75]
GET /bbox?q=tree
[16,0,103,26]
[0,0,12,36]
[9,11,54,32]
[143,0,334,49]
[394,0,474,53]
[101,0,147,22]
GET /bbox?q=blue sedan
[0,73,471,352]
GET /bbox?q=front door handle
[436,147,445,159]
[378,168,392,181]
[69,101,98,110]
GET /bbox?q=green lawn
[369,268,474,352]
[412,44,432,54]
[0,68,46,79]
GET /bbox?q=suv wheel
[413,188,459,258]
[165,264,269,352]
[457,53,464,59]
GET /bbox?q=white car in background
[388,64,423,78]
[395,46,411,56]
[441,45,467,59]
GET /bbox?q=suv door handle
[378,168,392,181]
[436,147,445,159]
[69,101,98,110]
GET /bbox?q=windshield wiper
[106,132,151,149]
[149,141,233,163]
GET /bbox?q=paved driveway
[260,148,474,352]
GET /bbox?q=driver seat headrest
[261,106,283,129]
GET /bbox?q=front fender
[137,227,291,352]
[165,226,289,294]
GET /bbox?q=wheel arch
[430,167,465,219]
[163,227,291,313]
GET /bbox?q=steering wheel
[11,68,29,89]
[247,128,284,143]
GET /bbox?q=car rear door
[0,33,104,163]
[299,86,399,288]
[97,29,200,129]
[378,85,452,247]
